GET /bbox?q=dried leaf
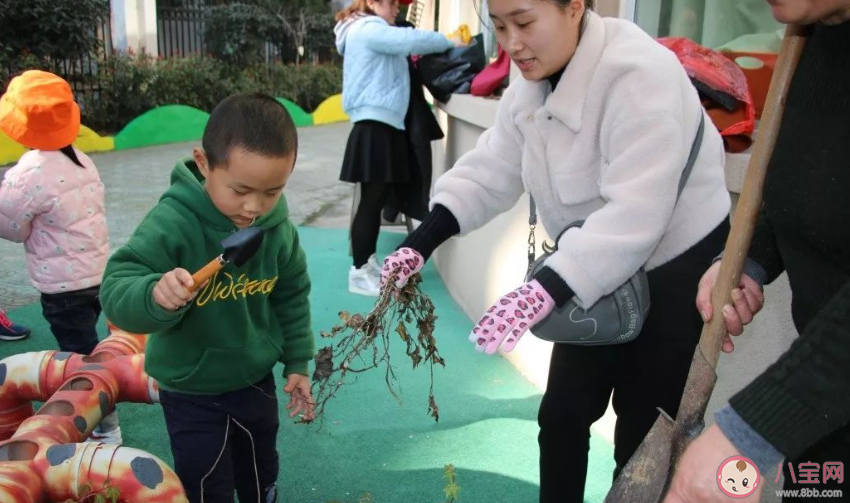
[428,395,440,422]
[346,313,365,328]
[312,346,334,381]
[410,351,422,369]
[396,322,409,342]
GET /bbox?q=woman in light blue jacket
[334,0,455,296]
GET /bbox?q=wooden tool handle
[699,25,808,368]
[189,256,225,293]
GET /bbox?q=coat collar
[512,11,606,132]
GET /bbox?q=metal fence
[158,2,207,57]
[0,8,112,108]
[157,1,339,65]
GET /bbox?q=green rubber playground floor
[0,228,615,503]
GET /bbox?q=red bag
[471,45,509,97]
[657,37,755,152]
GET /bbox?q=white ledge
[434,94,500,129]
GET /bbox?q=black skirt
[339,120,415,183]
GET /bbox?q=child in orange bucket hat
[0,69,81,150]
[0,70,121,444]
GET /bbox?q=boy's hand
[283,374,315,422]
[153,268,198,311]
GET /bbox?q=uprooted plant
[309,272,444,422]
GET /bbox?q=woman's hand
[448,34,466,47]
[380,247,425,289]
[696,261,765,353]
[470,280,555,354]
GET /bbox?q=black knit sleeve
[399,204,460,260]
[747,207,785,284]
[533,266,575,307]
[729,278,850,459]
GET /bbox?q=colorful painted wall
[0,95,349,165]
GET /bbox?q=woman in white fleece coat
[380,0,731,501]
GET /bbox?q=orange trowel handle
[189,256,226,293]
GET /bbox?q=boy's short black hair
[202,92,298,169]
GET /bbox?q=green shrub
[204,3,277,68]
[262,64,343,112]
[0,0,109,68]
[75,53,341,134]
[79,54,157,134]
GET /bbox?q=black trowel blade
[221,227,265,266]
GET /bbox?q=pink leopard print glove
[381,247,425,289]
[469,280,556,354]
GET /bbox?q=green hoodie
[101,159,314,394]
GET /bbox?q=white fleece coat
[431,12,730,308]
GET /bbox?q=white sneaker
[88,425,122,445]
[349,265,380,296]
[366,254,382,281]
[87,411,122,445]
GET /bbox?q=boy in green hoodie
[101,93,314,503]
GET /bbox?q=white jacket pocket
[550,162,601,206]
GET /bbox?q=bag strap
[528,112,706,270]
[677,112,706,197]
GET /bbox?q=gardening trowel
[603,24,808,503]
[189,227,265,293]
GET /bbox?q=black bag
[417,33,486,103]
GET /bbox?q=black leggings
[41,285,101,355]
[538,219,730,503]
[351,182,391,268]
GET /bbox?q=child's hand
[153,268,198,311]
[283,374,315,422]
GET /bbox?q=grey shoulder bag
[525,113,705,345]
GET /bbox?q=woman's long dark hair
[475,0,595,34]
[59,145,85,168]
[545,0,595,8]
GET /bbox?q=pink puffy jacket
[0,148,109,294]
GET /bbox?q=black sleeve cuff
[399,204,460,260]
[713,253,768,291]
[746,211,785,283]
[533,266,575,307]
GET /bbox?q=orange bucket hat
[0,70,81,150]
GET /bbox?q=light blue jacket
[334,15,453,130]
